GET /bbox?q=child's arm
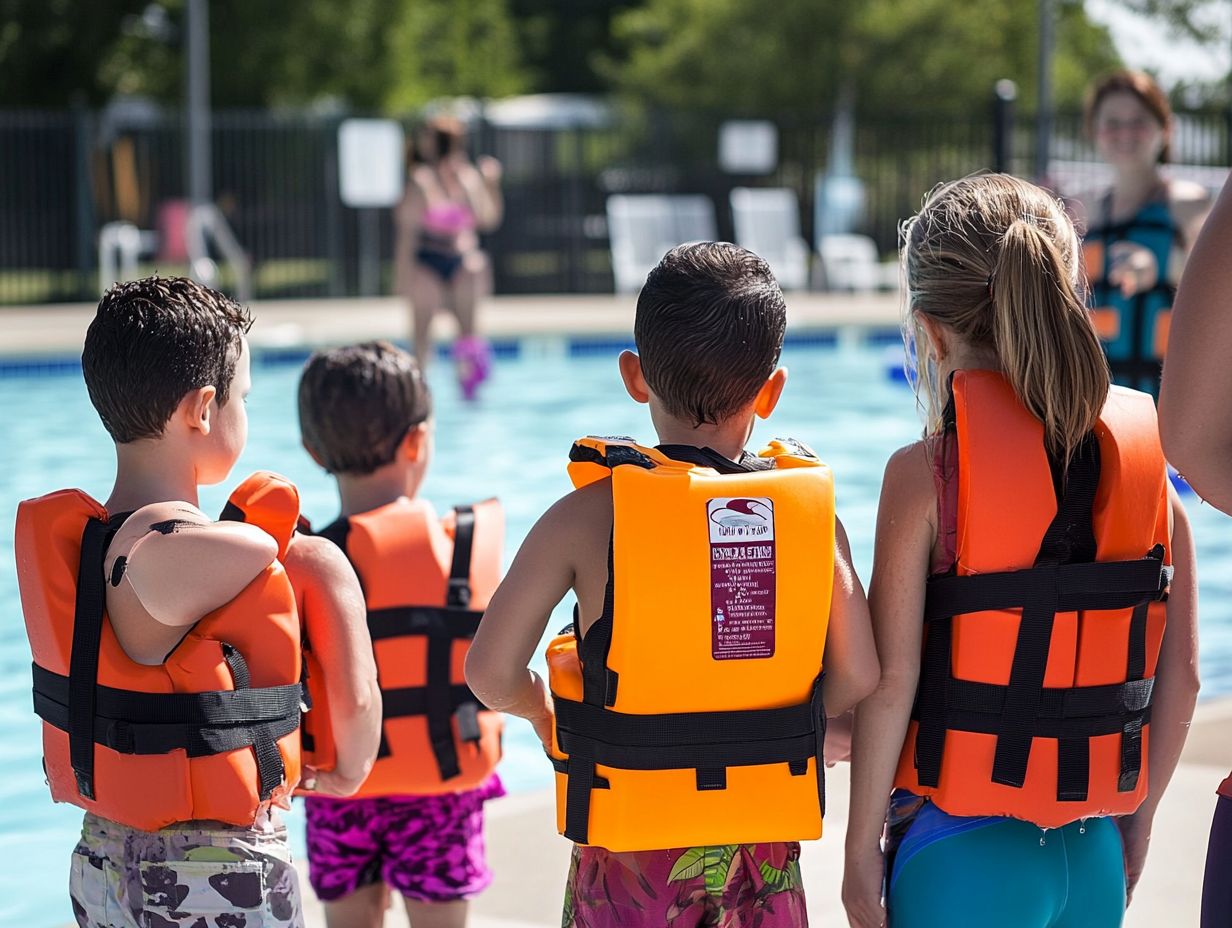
[112,502,278,629]
[285,533,382,796]
[1159,179,1232,512]
[466,487,601,749]
[821,517,879,717]
[844,443,935,928]
[1119,485,1200,903]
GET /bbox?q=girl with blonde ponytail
[844,175,1199,928]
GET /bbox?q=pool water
[2,341,1230,927]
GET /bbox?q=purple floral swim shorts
[304,775,504,904]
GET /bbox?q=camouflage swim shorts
[68,811,304,928]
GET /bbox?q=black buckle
[455,702,482,743]
[447,579,471,608]
[104,718,134,754]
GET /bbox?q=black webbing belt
[554,678,826,844]
[364,506,486,780]
[914,431,1170,801]
[33,663,301,787]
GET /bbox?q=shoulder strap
[446,506,475,608]
[67,516,124,800]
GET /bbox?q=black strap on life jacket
[35,516,300,802]
[319,506,487,782]
[556,439,827,845]
[912,429,1171,803]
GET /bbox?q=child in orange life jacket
[466,242,880,928]
[297,341,506,928]
[843,175,1200,928]
[14,276,382,928]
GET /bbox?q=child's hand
[527,681,556,752]
[842,843,887,928]
[300,765,366,798]
[1107,241,1159,298]
[825,709,854,766]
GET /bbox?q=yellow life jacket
[546,437,834,851]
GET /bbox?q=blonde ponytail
[903,174,1110,465]
[989,219,1109,464]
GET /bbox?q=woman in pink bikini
[395,116,503,400]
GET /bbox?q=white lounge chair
[729,187,810,291]
[606,194,717,292]
[817,234,898,292]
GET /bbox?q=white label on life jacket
[707,497,776,660]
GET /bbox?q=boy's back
[296,341,508,928]
[15,277,380,928]
[466,243,879,927]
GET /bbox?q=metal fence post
[73,102,97,300]
[993,80,1017,174]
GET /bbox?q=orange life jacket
[306,497,504,796]
[547,437,833,852]
[16,472,305,831]
[894,371,1172,827]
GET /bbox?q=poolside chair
[729,187,810,291]
[606,194,717,292]
[817,234,899,292]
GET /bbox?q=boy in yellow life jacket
[466,242,880,926]
[296,342,506,928]
[15,276,382,928]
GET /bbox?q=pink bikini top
[422,202,475,237]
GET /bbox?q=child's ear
[917,313,949,363]
[181,385,217,436]
[618,350,650,405]
[402,421,430,462]
[753,368,788,419]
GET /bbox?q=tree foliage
[0,0,1224,112]
[606,0,1123,117]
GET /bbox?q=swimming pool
[2,339,1230,927]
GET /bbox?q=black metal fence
[1,103,1228,305]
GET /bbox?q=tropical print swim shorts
[563,841,807,927]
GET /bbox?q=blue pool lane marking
[0,327,910,376]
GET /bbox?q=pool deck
[0,292,904,358]
[296,699,1230,928]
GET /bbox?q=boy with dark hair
[15,276,381,928]
[297,341,506,928]
[466,243,879,926]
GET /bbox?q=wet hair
[634,242,786,426]
[82,276,252,444]
[298,340,433,475]
[1085,70,1173,163]
[902,174,1109,466]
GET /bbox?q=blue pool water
[2,340,1230,927]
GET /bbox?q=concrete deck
[0,292,904,357]
[291,699,1230,927]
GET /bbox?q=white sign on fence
[338,119,405,208]
[718,120,778,174]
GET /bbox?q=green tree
[508,0,642,93]
[25,0,526,111]
[385,0,528,110]
[0,0,144,106]
[606,0,1122,117]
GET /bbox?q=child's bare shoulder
[532,478,613,546]
[881,440,937,517]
